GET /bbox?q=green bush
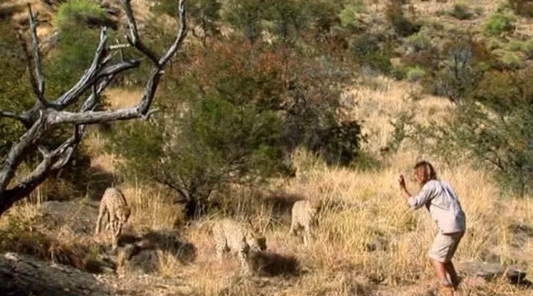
[107,95,291,217]
[405,33,430,52]
[501,51,521,69]
[522,38,533,58]
[484,13,515,36]
[507,39,525,51]
[54,0,107,29]
[385,0,420,37]
[487,37,503,50]
[44,24,104,98]
[338,0,365,29]
[406,66,425,81]
[221,0,263,44]
[0,21,33,156]
[349,33,392,73]
[509,0,533,18]
[394,69,533,196]
[107,35,362,215]
[153,0,221,45]
[391,63,409,80]
[449,3,472,20]
[424,38,489,103]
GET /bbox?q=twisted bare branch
[122,0,160,65]
[0,111,30,127]
[0,0,188,217]
[28,4,46,105]
[54,28,109,107]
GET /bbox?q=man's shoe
[438,285,454,296]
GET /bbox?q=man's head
[413,160,437,185]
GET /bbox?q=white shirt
[408,180,466,234]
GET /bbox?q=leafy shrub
[349,33,392,73]
[44,24,104,98]
[54,0,107,29]
[394,69,533,195]
[487,37,503,50]
[522,38,533,58]
[507,39,525,51]
[484,13,515,36]
[500,51,521,69]
[338,0,365,29]
[306,0,343,36]
[108,37,362,215]
[509,0,533,18]
[385,0,420,37]
[0,21,32,156]
[391,63,409,80]
[423,37,492,103]
[262,0,310,44]
[406,66,425,81]
[153,0,221,45]
[221,0,263,44]
[449,3,472,20]
[108,95,290,217]
[404,33,430,52]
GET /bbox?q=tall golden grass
[1,74,532,295]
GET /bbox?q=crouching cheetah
[212,218,267,274]
[95,187,131,249]
[289,199,321,245]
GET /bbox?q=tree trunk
[0,252,112,296]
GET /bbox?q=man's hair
[413,160,437,185]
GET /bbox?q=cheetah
[95,187,131,249]
[212,218,267,274]
[289,199,321,245]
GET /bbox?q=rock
[459,262,504,280]
[458,261,529,285]
[0,252,113,296]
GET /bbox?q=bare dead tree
[0,0,187,217]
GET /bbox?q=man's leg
[444,261,460,289]
[431,258,452,286]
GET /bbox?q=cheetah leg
[109,214,119,249]
[239,250,251,275]
[216,241,227,260]
[105,211,111,231]
[95,204,107,235]
[112,222,123,250]
[289,220,296,236]
[304,224,311,245]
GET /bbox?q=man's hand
[398,174,406,189]
[398,174,411,200]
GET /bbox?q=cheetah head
[118,207,131,223]
[309,199,321,218]
[249,236,267,253]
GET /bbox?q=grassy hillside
[2,0,533,295]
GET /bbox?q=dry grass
[3,76,533,295]
[103,88,145,110]
[348,76,453,154]
[3,19,533,294]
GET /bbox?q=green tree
[222,0,263,45]
[391,69,533,196]
[153,0,221,46]
[0,20,33,156]
[108,94,290,217]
